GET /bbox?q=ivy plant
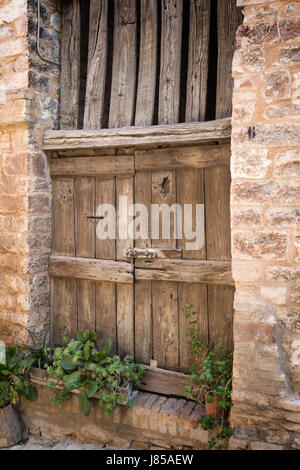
[45,330,145,417]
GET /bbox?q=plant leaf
[25,385,38,402]
[102,339,112,355]
[60,355,76,371]
[86,382,97,398]
[79,391,91,416]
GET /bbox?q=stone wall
[0,0,60,343]
[230,0,300,450]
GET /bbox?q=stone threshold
[18,379,210,449]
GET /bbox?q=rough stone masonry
[0,0,59,344]
[230,0,300,450]
[0,0,299,450]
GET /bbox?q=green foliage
[45,330,145,417]
[184,304,233,450]
[0,381,15,408]
[20,325,51,371]
[0,345,38,405]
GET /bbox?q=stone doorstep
[19,377,211,449]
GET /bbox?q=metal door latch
[124,248,158,259]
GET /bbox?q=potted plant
[0,346,38,448]
[184,304,233,449]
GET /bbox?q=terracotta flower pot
[205,395,223,419]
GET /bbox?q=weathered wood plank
[51,155,134,177]
[109,0,137,128]
[186,0,210,122]
[139,366,190,398]
[52,277,77,346]
[159,0,183,124]
[60,0,81,129]
[135,0,157,126]
[152,281,179,371]
[52,179,75,256]
[49,255,134,284]
[216,0,242,119]
[208,285,234,350]
[95,177,117,354]
[96,281,117,354]
[51,178,77,346]
[178,284,208,373]
[74,178,96,332]
[135,259,233,285]
[205,166,231,260]
[84,0,108,129]
[134,170,152,365]
[95,178,116,261]
[177,167,206,260]
[43,118,232,151]
[136,144,230,171]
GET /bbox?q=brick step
[18,384,210,449]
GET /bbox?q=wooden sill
[29,365,191,400]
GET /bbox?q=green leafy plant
[0,345,38,404]
[45,330,145,417]
[20,325,51,371]
[0,381,15,408]
[184,304,233,449]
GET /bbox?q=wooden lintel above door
[43,117,231,153]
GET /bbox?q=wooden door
[49,136,233,377]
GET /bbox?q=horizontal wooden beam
[30,365,191,400]
[135,259,233,285]
[140,366,191,398]
[49,255,134,284]
[43,118,231,152]
[51,155,134,177]
[135,144,230,171]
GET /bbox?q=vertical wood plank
[151,170,176,249]
[61,0,81,129]
[109,0,137,128]
[205,166,231,261]
[208,285,234,350]
[52,179,75,256]
[178,283,208,373]
[134,171,152,364]
[84,0,108,129]
[52,278,77,346]
[177,168,205,260]
[152,281,179,370]
[51,178,77,345]
[186,0,210,122]
[177,167,208,372]
[133,0,156,361]
[205,164,233,349]
[135,0,158,126]
[115,174,134,356]
[159,0,183,124]
[74,177,96,332]
[95,177,117,353]
[216,0,242,119]
[151,168,178,370]
[108,0,136,357]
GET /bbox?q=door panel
[50,143,233,373]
